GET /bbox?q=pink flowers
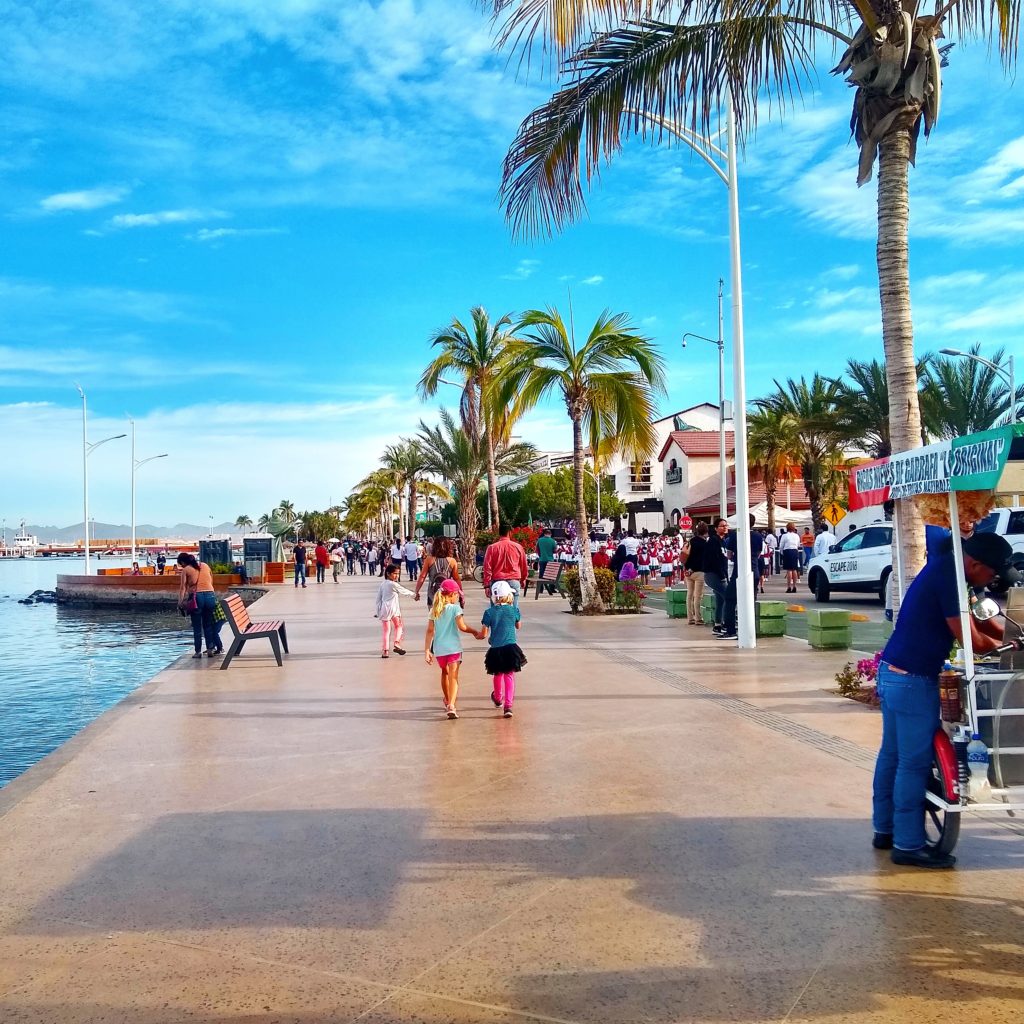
[856,651,883,683]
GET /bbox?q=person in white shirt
[763,530,778,575]
[812,527,837,558]
[390,539,404,571]
[621,532,640,559]
[778,523,802,593]
[404,538,420,581]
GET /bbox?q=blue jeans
[703,571,727,625]
[190,591,218,653]
[294,562,306,587]
[872,662,940,851]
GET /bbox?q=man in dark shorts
[872,532,1017,869]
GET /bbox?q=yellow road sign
[822,502,846,527]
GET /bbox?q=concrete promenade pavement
[1,577,1023,1023]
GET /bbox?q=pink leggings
[381,616,404,651]
[492,672,516,707]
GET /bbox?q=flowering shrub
[616,579,647,612]
[563,567,617,610]
[509,525,543,553]
[835,650,882,703]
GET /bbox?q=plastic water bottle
[966,733,991,800]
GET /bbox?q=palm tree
[920,345,1023,439]
[488,0,1020,584]
[417,409,537,573]
[275,500,297,524]
[754,375,848,531]
[381,440,430,539]
[418,307,520,532]
[746,408,799,536]
[234,514,253,536]
[256,512,271,532]
[355,468,403,539]
[497,306,666,613]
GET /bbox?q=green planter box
[701,593,716,625]
[755,600,788,638]
[808,626,853,650]
[666,587,688,618]
[806,608,851,629]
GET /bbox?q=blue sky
[1,0,1022,528]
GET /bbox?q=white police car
[805,524,893,603]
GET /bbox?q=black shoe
[714,632,738,640]
[891,846,956,869]
[191,652,203,659]
[872,832,894,850]
[491,693,503,708]
[393,646,406,656]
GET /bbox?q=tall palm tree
[234,514,253,536]
[497,306,666,613]
[418,307,520,532]
[356,468,403,539]
[417,409,537,572]
[754,375,848,531]
[488,0,1020,584]
[275,500,297,524]
[256,513,271,532]
[746,408,799,536]
[920,345,1023,439]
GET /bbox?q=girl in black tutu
[480,580,527,718]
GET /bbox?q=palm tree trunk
[458,489,477,577]
[765,480,777,536]
[573,415,604,613]
[877,128,925,606]
[486,432,500,533]
[408,479,418,539]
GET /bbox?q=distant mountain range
[17,522,241,542]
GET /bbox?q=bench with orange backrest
[220,593,289,670]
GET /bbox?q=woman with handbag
[177,553,221,659]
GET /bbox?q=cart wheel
[924,752,961,855]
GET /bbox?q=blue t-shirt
[482,603,520,648]
[882,553,962,677]
[431,603,464,657]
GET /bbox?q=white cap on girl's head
[491,580,513,600]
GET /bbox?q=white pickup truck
[806,505,1024,602]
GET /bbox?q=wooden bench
[220,593,289,670]
[533,561,566,600]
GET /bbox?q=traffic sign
[679,514,693,530]
[822,502,846,527]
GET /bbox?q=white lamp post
[628,94,754,648]
[683,280,728,523]
[75,384,126,577]
[584,466,602,526]
[129,418,168,563]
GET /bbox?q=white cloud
[502,258,540,281]
[108,208,224,229]
[581,275,604,286]
[189,226,286,242]
[40,185,128,212]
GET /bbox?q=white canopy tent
[727,500,812,530]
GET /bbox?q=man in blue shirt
[873,532,1019,869]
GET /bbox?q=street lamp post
[129,418,168,563]
[683,279,728,523]
[938,348,1016,425]
[627,95,754,648]
[75,384,126,577]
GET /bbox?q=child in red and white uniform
[637,544,652,587]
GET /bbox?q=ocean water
[0,557,190,788]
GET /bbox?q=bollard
[806,608,852,649]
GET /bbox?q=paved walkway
[1,578,1022,1023]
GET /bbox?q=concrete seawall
[55,575,266,609]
